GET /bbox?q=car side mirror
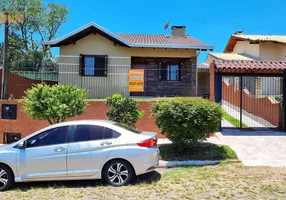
[18,141,27,149]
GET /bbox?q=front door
[16,126,70,180]
[67,124,117,177]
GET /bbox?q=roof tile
[209,53,254,61]
[233,34,286,44]
[116,34,209,47]
[214,60,286,70]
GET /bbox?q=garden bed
[159,143,237,161]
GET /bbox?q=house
[43,22,213,98]
[207,31,286,96]
[207,32,286,129]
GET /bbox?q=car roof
[50,120,116,128]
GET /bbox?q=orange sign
[0,13,24,23]
[128,69,144,92]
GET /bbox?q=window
[80,55,108,77]
[26,126,69,148]
[84,56,95,76]
[74,125,120,142]
[2,104,17,120]
[161,63,180,81]
[4,132,21,144]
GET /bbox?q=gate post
[239,76,243,129]
[215,73,222,130]
[215,73,222,104]
[283,73,286,131]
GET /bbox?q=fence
[0,70,57,99]
[11,71,58,81]
[0,59,210,99]
[221,76,283,129]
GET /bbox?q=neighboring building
[224,32,286,60]
[207,31,286,96]
[43,22,213,98]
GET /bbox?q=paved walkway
[215,130,286,167]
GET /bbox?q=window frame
[25,126,71,149]
[160,62,181,81]
[80,54,108,77]
[71,124,121,143]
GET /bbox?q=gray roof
[43,22,214,50]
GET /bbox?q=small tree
[21,84,87,124]
[105,94,143,128]
[151,98,222,148]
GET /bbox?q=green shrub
[274,95,283,104]
[21,84,87,124]
[151,98,222,147]
[159,143,237,161]
[105,94,143,128]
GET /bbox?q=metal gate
[221,75,284,130]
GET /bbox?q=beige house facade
[207,32,286,96]
[44,23,213,98]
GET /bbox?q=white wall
[232,41,286,61]
[233,41,260,58]
[259,42,286,60]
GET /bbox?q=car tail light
[137,138,157,147]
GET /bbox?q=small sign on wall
[128,69,144,92]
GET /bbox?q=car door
[67,124,120,177]
[16,126,70,180]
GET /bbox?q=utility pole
[1,12,8,99]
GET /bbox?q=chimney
[171,26,186,37]
[234,30,244,35]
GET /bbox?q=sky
[1,0,286,62]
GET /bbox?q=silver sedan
[0,120,159,191]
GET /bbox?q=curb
[158,160,220,168]
[157,159,240,168]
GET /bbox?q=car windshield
[114,123,142,134]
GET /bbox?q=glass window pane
[75,125,105,142]
[84,57,95,76]
[167,65,179,81]
[94,56,105,76]
[104,128,121,139]
[26,126,69,148]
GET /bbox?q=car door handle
[54,146,66,152]
[100,141,112,146]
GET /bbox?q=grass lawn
[159,143,237,161]
[1,163,286,200]
[222,110,248,128]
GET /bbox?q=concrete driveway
[214,129,286,167]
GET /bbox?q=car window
[105,127,121,139]
[26,126,69,148]
[74,125,121,142]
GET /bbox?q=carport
[210,60,286,131]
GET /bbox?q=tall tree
[0,0,69,71]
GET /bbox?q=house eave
[42,22,214,51]
[42,39,214,50]
[41,22,131,47]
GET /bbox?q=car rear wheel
[103,160,134,186]
[0,164,14,191]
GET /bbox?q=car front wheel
[103,160,134,186]
[0,164,14,191]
